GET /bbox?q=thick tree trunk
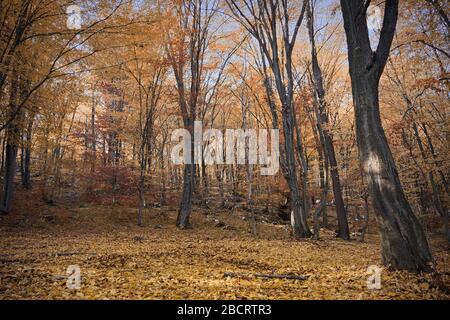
[341,0,433,271]
[177,162,194,229]
[354,81,433,271]
[1,144,18,214]
[177,121,194,229]
[1,72,20,214]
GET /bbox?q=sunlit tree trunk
[341,0,433,271]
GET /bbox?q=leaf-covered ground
[0,205,448,300]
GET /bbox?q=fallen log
[54,252,97,257]
[224,271,308,281]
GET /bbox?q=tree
[164,0,220,228]
[306,0,349,240]
[0,0,131,213]
[226,0,312,237]
[125,49,167,226]
[340,0,433,271]
[0,67,20,213]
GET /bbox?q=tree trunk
[282,109,311,238]
[1,144,18,214]
[341,0,433,271]
[359,195,370,242]
[138,174,144,227]
[138,141,145,227]
[422,123,449,195]
[326,140,350,239]
[21,144,31,189]
[412,122,449,241]
[1,132,6,176]
[21,116,33,189]
[354,80,433,271]
[177,121,194,229]
[225,0,311,237]
[242,99,257,236]
[307,0,349,239]
[319,150,329,227]
[177,162,194,228]
[313,159,329,240]
[0,71,20,214]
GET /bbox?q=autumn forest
[0,0,449,301]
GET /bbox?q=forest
[0,0,448,300]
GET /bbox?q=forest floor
[0,195,449,300]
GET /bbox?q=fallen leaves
[0,207,448,300]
